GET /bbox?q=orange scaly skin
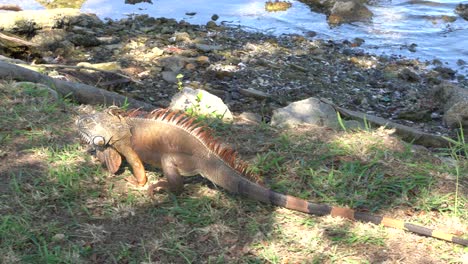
[77,107,468,246]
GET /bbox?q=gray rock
[432,83,468,111]
[238,88,271,100]
[68,33,100,47]
[159,56,187,72]
[431,83,468,128]
[398,67,421,82]
[443,101,468,128]
[161,71,178,83]
[206,21,218,29]
[328,0,373,25]
[194,43,222,52]
[170,87,233,120]
[271,97,339,129]
[456,4,468,21]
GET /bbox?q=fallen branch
[0,4,22,11]
[321,98,450,148]
[0,32,37,47]
[0,61,155,110]
[31,63,143,85]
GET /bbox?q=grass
[0,80,467,263]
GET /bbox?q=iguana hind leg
[157,154,186,194]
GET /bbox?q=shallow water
[3,0,468,74]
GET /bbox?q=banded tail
[234,177,468,246]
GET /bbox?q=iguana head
[77,107,130,146]
[77,107,130,173]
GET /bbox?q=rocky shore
[1,8,467,138]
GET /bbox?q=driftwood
[0,61,155,110]
[321,98,451,148]
[0,4,22,11]
[0,32,37,47]
[32,63,143,84]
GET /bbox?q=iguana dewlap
[77,107,467,246]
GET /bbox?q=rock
[195,55,210,65]
[161,71,178,83]
[0,9,102,33]
[150,46,164,57]
[238,88,271,100]
[328,0,373,25]
[170,87,233,120]
[398,67,420,82]
[270,97,340,129]
[185,63,196,71]
[206,21,218,29]
[434,66,456,79]
[443,101,468,128]
[174,32,191,43]
[30,29,68,51]
[455,3,468,20]
[194,43,222,52]
[211,14,219,21]
[159,56,187,72]
[68,33,100,47]
[432,83,468,111]
[97,36,120,45]
[431,83,468,128]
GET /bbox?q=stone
[206,21,218,29]
[398,67,420,82]
[456,3,468,20]
[170,87,233,120]
[238,88,271,100]
[271,97,340,129]
[68,33,100,47]
[196,55,210,65]
[443,101,468,128]
[159,56,187,72]
[328,0,373,25]
[174,32,191,43]
[161,71,178,83]
[0,8,102,33]
[431,83,468,128]
[151,47,164,57]
[194,43,222,52]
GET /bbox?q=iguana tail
[234,177,468,246]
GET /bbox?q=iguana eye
[92,136,106,146]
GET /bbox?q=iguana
[77,107,468,246]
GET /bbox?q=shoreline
[1,9,467,137]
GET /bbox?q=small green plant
[121,97,130,111]
[176,74,184,90]
[337,111,347,132]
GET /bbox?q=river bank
[1,8,467,137]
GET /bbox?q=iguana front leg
[115,144,147,186]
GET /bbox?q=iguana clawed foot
[147,179,171,195]
[124,176,147,187]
